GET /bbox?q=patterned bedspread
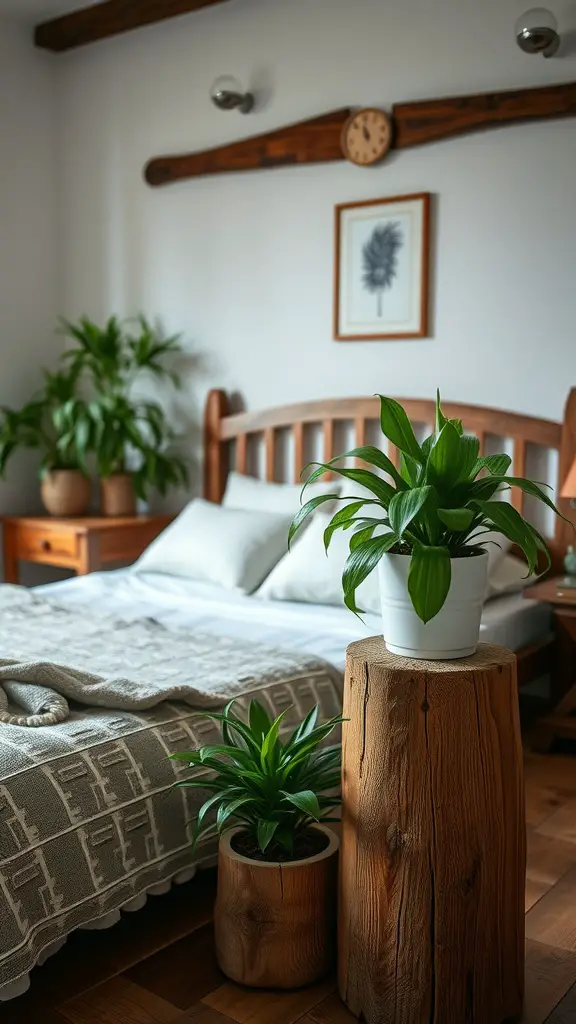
[0,587,343,990]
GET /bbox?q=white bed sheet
[35,570,551,672]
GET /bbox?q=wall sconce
[210,76,254,114]
[516,8,561,57]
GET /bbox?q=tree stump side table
[338,638,526,1024]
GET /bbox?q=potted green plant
[170,699,342,989]
[59,315,188,515]
[290,392,569,660]
[0,367,93,516]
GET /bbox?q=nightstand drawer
[2,514,172,583]
[16,527,78,562]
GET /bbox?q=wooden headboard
[204,388,576,570]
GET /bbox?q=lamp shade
[561,456,576,499]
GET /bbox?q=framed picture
[334,192,431,341]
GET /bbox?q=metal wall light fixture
[210,76,254,114]
[516,8,561,57]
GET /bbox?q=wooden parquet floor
[3,751,576,1024]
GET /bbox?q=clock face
[341,109,393,167]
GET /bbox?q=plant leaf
[400,454,420,487]
[453,435,480,483]
[426,422,463,490]
[281,790,321,820]
[482,476,572,526]
[197,792,226,825]
[221,698,241,749]
[260,709,291,774]
[323,501,365,551]
[257,819,279,853]
[436,389,446,433]
[421,434,435,462]
[524,520,552,574]
[291,706,319,745]
[303,464,395,507]
[349,523,379,551]
[437,508,475,531]
[216,796,254,832]
[314,445,407,490]
[473,454,512,477]
[471,500,539,575]
[388,486,434,541]
[288,492,343,548]
[282,718,344,766]
[467,476,506,501]
[192,708,261,758]
[248,700,272,741]
[378,395,422,461]
[342,532,397,613]
[408,543,452,623]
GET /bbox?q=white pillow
[223,472,339,516]
[134,498,292,593]
[485,553,538,600]
[256,511,383,614]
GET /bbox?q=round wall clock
[341,108,393,167]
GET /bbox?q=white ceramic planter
[378,550,489,660]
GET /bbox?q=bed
[37,569,553,673]
[0,387,574,1000]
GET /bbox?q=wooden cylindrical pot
[339,637,526,1024]
[41,470,91,516]
[100,474,136,516]
[215,825,339,989]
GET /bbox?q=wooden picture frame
[334,192,431,341]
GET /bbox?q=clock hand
[363,126,371,142]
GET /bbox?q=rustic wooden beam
[145,109,353,187]
[145,80,576,188]
[35,0,233,52]
[393,79,576,148]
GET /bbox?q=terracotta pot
[40,470,91,517]
[100,474,136,517]
[215,824,339,989]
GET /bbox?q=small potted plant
[170,699,342,989]
[0,367,93,516]
[291,391,569,660]
[60,315,188,515]
[88,391,188,515]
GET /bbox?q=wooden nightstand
[524,576,576,750]
[1,515,172,584]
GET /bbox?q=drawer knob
[41,540,52,553]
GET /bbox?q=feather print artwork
[362,221,404,317]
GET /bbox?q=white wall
[56,0,576,476]
[0,17,58,514]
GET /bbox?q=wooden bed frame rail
[205,388,576,570]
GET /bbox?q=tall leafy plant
[290,392,570,624]
[59,315,188,499]
[170,699,342,862]
[0,366,92,478]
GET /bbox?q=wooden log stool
[338,638,526,1024]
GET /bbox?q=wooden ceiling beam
[35,0,233,53]
[145,109,353,187]
[145,79,576,187]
